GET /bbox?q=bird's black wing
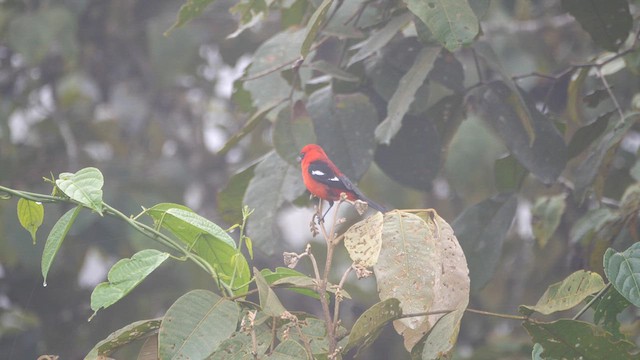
[307,161,350,191]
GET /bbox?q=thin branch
[595,67,625,120]
[572,282,612,321]
[465,308,529,321]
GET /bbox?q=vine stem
[572,282,612,321]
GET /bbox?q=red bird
[297,144,386,218]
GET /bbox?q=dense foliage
[2,0,640,359]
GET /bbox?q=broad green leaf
[568,114,610,159]
[348,12,412,66]
[322,0,383,38]
[474,43,536,145]
[574,113,638,200]
[41,205,81,286]
[474,81,567,184]
[273,101,317,166]
[523,319,638,360]
[165,208,236,248]
[300,0,333,57]
[520,270,605,315]
[531,194,567,248]
[375,210,469,351]
[165,0,215,35]
[266,339,307,359]
[562,0,632,51]
[344,298,402,353]
[56,167,104,214]
[376,95,463,191]
[85,318,161,359]
[17,198,44,244]
[218,163,257,225]
[406,0,479,51]
[569,207,619,244]
[411,309,465,360]
[307,88,378,179]
[344,212,384,268]
[243,28,310,110]
[254,268,287,317]
[375,46,441,145]
[604,242,640,307]
[159,289,239,359]
[276,317,340,356]
[90,249,170,318]
[147,203,250,293]
[261,267,319,299]
[453,194,517,292]
[209,323,273,359]
[243,151,306,255]
[592,286,631,338]
[494,154,528,192]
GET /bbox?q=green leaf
[273,101,317,166]
[562,0,632,52]
[604,242,640,307]
[412,309,465,360]
[243,152,306,255]
[41,205,81,286]
[90,249,170,318]
[575,113,638,200]
[266,339,307,359]
[55,167,104,214]
[276,317,339,356]
[407,0,479,51]
[375,46,441,145]
[376,95,463,191]
[523,319,638,360]
[218,163,257,225]
[474,81,567,184]
[166,208,236,248]
[159,289,239,359]
[243,28,310,110]
[348,12,412,66]
[568,114,611,159]
[254,267,287,317]
[520,270,605,315]
[494,154,528,192]
[209,322,273,359]
[592,286,631,338]
[85,318,161,359]
[17,198,44,244]
[301,0,333,58]
[345,298,402,353]
[146,203,249,292]
[307,88,378,179]
[531,194,567,248]
[165,0,215,35]
[452,194,517,292]
[261,267,320,299]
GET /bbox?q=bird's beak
[296,153,303,162]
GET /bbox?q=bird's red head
[297,144,327,163]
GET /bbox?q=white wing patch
[311,169,339,182]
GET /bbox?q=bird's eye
[296,152,305,162]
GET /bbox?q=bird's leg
[319,200,334,223]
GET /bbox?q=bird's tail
[353,189,387,213]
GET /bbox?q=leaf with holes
[344,212,384,268]
[520,270,605,316]
[85,318,161,359]
[523,319,638,359]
